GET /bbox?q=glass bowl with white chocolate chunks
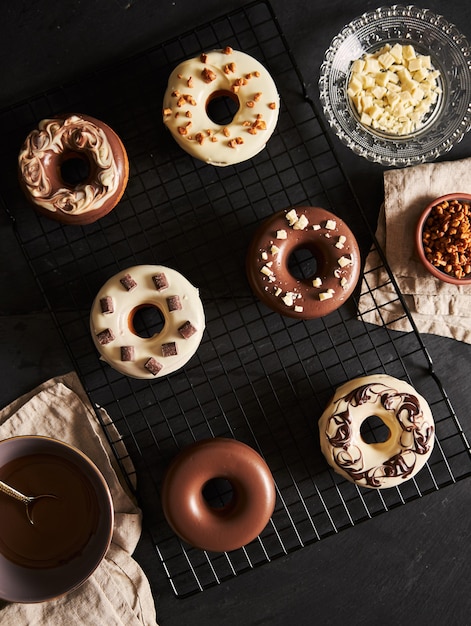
[319,5,471,166]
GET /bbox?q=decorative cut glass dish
[319,5,471,166]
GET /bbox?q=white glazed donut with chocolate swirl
[318,375,435,489]
[90,265,205,379]
[162,46,279,166]
[18,114,129,225]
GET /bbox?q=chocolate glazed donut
[161,438,276,552]
[246,206,361,319]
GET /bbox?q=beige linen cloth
[0,372,157,626]
[358,157,471,343]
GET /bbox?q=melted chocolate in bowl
[0,453,100,569]
[0,437,114,603]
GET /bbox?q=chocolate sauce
[0,453,100,569]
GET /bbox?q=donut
[161,438,276,552]
[18,113,129,225]
[162,46,279,166]
[318,375,435,489]
[90,265,205,379]
[246,206,361,319]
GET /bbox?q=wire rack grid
[1,0,470,597]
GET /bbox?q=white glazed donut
[162,46,279,166]
[90,265,205,379]
[318,375,435,489]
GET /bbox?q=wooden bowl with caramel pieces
[415,193,471,285]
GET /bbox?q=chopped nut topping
[202,68,217,83]
[254,92,262,101]
[163,108,172,116]
[422,198,471,279]
[246,100,255,108]
[187,76,194,88]
[223,127,230,137]
[269,102,277,109]
[195,132,205,145]
[171,90,180,98]
[254,71,261,77]
[224,62,236,74]
[223,46,233,55]
[200,52,208,63]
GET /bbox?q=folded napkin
[358,157,471,343]
[0,372,157,626]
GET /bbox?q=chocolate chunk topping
[120,273,137,291]
[178,320,197,339]
[145,357,163,376]
[162,342,178,357]
[99,296,114,314]
[152,272,169,291]
[96,328,115,345]
[166,295,182,311]
[120,346,135,361]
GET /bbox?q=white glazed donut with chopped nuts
[162,46,279,166]
[90,265,205,379]
[246,206,361,319]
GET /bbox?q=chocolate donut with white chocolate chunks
[246,206,361,318]
[318,374,435,489]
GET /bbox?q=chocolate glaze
[18,113,129,225]
[0,453,100,568]
[161,438,276,552]
[246,206,361,319]
[319,376,435,489]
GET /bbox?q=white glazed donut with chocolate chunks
[90,265,205,379]
[162,46,279,166]
[318,374,435,489]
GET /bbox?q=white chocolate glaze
[318,375,435,489]
[18,115,125,217]
[162,47,279,166]
[90,265,205,379]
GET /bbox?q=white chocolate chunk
[293,214,309,230]
[319,291,334,301]
[270,244,280,255]
[347,42,441,135]
[325,219,336,230]
[312,277,323,287]
[285,209,298,226]
[260,265,274,276]
[276,229,288,239]
[338,255,353,267]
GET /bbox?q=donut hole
[129,304,165,338]
[202,477,235,510]
[288,245,319,280]
[206,90,240,125]
[360,415,391,444]
[60,152,92,186]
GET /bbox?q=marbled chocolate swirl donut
[318,375,435,489]
[18,114,129,225]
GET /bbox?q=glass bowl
[415,193,471,285]
[319,5,471,166]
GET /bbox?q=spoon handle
[0,479,30,504]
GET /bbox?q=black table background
[1,1,471,624]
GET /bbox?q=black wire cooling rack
[1,0,471,598]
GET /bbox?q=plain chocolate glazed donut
[161,438,276,552]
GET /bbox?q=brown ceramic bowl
[415,193,471,285]
[0,436,114,603]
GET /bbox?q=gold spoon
[0,479,58,525]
